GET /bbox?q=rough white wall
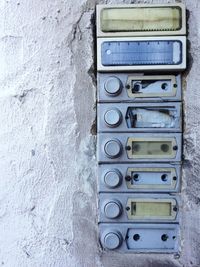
[0,0,200,266]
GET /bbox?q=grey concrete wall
[0,0,199,266]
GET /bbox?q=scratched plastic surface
[101,41,182,66]
[126,107,177,128]
[100,7,181,32]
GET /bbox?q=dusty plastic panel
[97,36,186,72]
[96,3,186,37]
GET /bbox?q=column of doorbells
[96,3,186,253]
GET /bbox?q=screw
[173,206,178,212]
[125,176,131,181]
[174,253,180,259]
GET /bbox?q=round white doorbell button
[104,77,122,96]
[104,200,122,219]
[104,139,122,159]
[103,232,122,250]
[104,108,122,127]
[104,170,122,188]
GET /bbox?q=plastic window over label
[97,36,186,71]
[126,167,177,190]
[126,198,177,220]
[126,75,177,98]
[125,106,177,129]
[101,40,182,66]
[126,138,177,159]
[100,7,182,33]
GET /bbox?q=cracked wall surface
[0,0,200,266]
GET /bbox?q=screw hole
[133,234,140,241]
[126,206,130,211]
[132,83,140,93]
[173,236,176,240]
[133,174,139,181]
[161,83,168,90]
[161,174,167,182]
[161,234,168,241]
[173,84,177,88]
[173,176,177,181]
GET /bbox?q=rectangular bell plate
[97,36,186,71]
[99,193,179,223]
[97,73,181,102]
[96,4,186,37]
[98,102,182,133]
[98,133,182,163]
[99,223,180,253]
[98,163,181,193]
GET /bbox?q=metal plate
[98,133,182,163]
[97,74,181,102]
[96,3,186,37]
[98,163,181,193]
[97,36,186,71]
[98,102,182,133]
[99,223,180,253]
[99,193,179,223]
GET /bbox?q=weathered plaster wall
[0,0,199,266]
